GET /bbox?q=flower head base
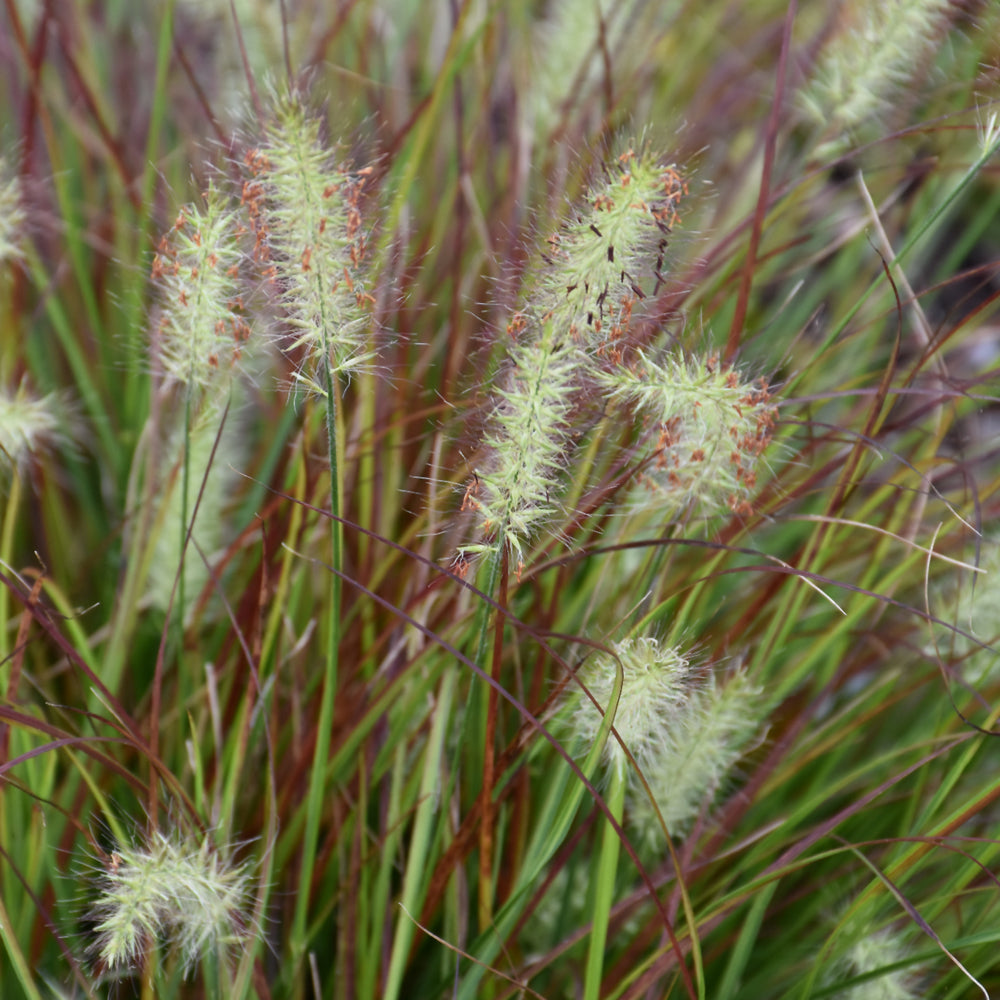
[244,89,374,391]
[89,828,254,977]
[601,351,775,517]
[151,184,249,391]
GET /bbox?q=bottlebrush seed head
[536,150,686,353]
[0,379,64,475]
[800,0,952,152]
[827,925,922,1000]
[88,828,254,977]
[628,667,762,842]
[151,183,249,391]
[460,149,688,569]
[465,332,582,569]
[571,637,692,778]
[600,350,776,516]
[245,89,374,390]
[0,159,25,265]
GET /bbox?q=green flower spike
[90,829,254,977]
[244,89,374,394]
[151,184,249,391]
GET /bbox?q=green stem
[583,761,626,1000]
[288,363,343,986]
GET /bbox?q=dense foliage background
[1,1,1000,998]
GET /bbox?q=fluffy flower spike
[572,638,691,778]
[629,666,762,841]
[537,149,686,357]
[570,638,764,841]
[244,89,374,390]
[89,828,254,977]
[0,158,25,265]
[0,380,63,474]
[463,329,581,570]
[801,0,952,153]
[601,350,776,516]
[828,926,921,1000]
[463,149,688,567]
[151,183,249,390]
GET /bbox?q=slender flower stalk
[101,183,251,706]
[131,183,252,658]
[568,638,761,996]
[570,638,689,1000]
[146,399,244,622]
[460,155,690,940]
[241,87,374,978]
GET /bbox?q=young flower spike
[599,350,775,517]
[462,150,687,567]
[0,159,25,266]
[929,535,1000,686]
[569,638,763,841]
[827,926,922,1000]
[531,0,637,138]
[89,828,254,977]
[244,89,374,393]
[628,666,762,841]
[571,637,691,778]
[151,183,249,391]
[800,0,953,153]
[0,379,63,474]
